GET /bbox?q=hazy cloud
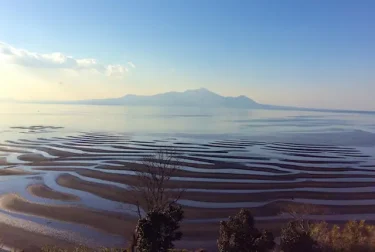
[106,64,128,77]
[0,42,132,77]
[127,61,136,68]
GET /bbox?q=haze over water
[1,103,375,146]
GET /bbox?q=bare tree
[126,148,185,251]
[279,203,327,231]
[129,147,185,217]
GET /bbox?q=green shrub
[311,220,375,252]
[280,220,319,252]
[280,220,375,252]
[135,204,184,252]
[41,246,123,252]
[217,209,275,252]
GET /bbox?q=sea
[1,103,375,145]
[0,102,375,248]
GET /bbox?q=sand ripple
[0,131,375,248]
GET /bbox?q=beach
[0,127,374,250]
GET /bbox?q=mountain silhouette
[21,88,375,114]
[72,88,262,108]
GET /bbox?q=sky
[0,0,374,110]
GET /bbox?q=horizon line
[2,88,375,115]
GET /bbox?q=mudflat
[0,132,374,250]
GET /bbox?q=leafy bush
[217,209,275,252]
[41,246,123,252]
[135,204,184,252]
[280,220,319,252]
[310,220,375,252]
[280,220,375,252]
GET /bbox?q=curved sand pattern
[0,194,134,236]
[27,184,80,201]
[0,131,374,249]
[0,167,35,176]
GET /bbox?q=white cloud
[76,58,98,68]
[0,42,132,77]
[127,61,136,68]
[106,64,128,77]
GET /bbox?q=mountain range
[19,88,375,114]
[71,88,263,108]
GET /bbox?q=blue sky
[0,0,374,109]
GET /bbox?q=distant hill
[59,88,264,108]
[22,88,375,114]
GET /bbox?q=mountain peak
[196,87,211,92]
[184,88,214,94]
[57,88,260,108]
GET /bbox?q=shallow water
[0,103,375,247]
[0,103,375,142]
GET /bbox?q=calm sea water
[0,103,375,146]
[0,103,374,247]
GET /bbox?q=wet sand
[0,131,375,250]
[0,168,35,176]
[55,170,375,190]
[27,184,80,201]
[54,173,375,204]
[56,173,134,204]
[0,223,76,252]
[0,194,133,236]
[0,193,225,243]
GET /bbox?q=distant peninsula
[19,88,375,114]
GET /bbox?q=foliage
[168,250,205,252]
[281,220,375,252]
[310,220,375,252]
[217,208,275,252]
[41,246,123,252]
[127,148,185,252]
[280,220,319,252]
[135,204,184,252]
